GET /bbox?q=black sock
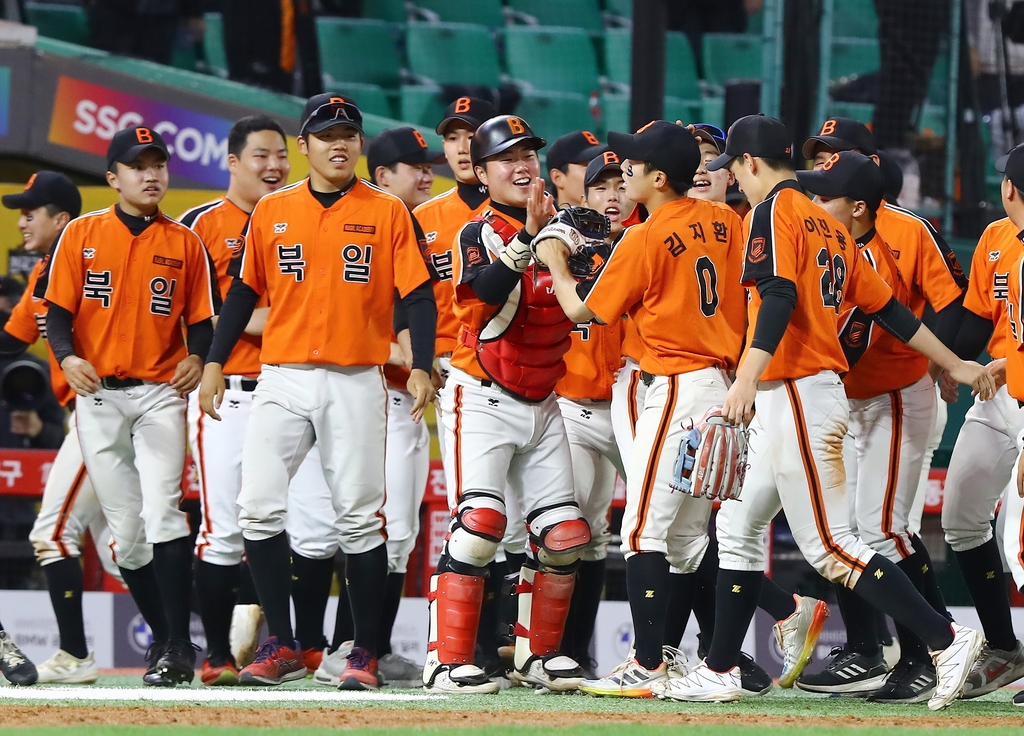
[876,609,894,646]
[243,533,295,647]
[663,572,696,648]
[853,554,953,651]
[377,572,406,657]
[706,570,763,672]
[119,562,169,645]
[331,568,355,651]
[759,575,796,620]
[954,538,1017,651]
[346,544,388,657]
[43,558,88,659]
[690,539,720,644]
[505,552,527,575]
[237,560,260,605]
[626,552,670,669]
[476,561,503,663]
[895,551,945,661]
[153,538,194,642]
[194,559,240,662]
[835,582,880,657]
[909,535,948,615]
[564,559,605,664]
[497,568,520,646]
[291,552,333,652]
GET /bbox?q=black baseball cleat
[796,647,888,695]
[0,630,38,686]
[142,641,169,686]
[146,640,198,687]
[1014,689,1024,706]
[867,657,936,703]
[739,651,773,695]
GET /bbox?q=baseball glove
[531,206,610,260]
[669,406,750,501]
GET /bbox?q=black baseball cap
[547,130,607,173]
[584,151,624,189]
[801,117,878,159]
[2,171,81,218]
[707,114,792,172]
[368,127,444,178]
[997,143,1024,190]
[106,126,169,171]
[436,96,497,136]
[300,93,363,137]
[797,151,886,213]
[876,151,904,202]
[608,120,700,182]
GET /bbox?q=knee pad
[527,503,591,569]
[446,493,507,569]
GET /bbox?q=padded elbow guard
[446,492,507,569]
[527,503,591,569]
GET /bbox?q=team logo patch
[990,250,1002,261]
[465,246,485,267]
[274,223,288,234]
[845,320,867,347]
[153,255,183,269]
[748,237,767,263]
[225,238,243,254]
[425,231,437,243]
[344,224,376,234]
[83,248,95,259]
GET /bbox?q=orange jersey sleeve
[740,184,892,382]
[1007,252,1024,401]
[180,198,263,378]
[585,197,746,375]
[414,187,491,356]
[963,218,1020,360]
[238,179,430,367]
[556,319,624,401]
[45,206,216,382]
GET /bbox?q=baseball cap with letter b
[106,126,170,171]
[607,120,700,182]
[436,96,498,135]
[1,171,81,218]
[797,151,886,213]
[470,115,546,166]
[300,93,364,137]
[707,114,792,172]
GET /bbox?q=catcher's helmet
[470,115,546,167]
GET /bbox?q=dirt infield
[2,705,1021,730]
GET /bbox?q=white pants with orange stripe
[237,364,387,556]
[29,409,134,577]
[75,382,191,567]
[619,368,726,572]
[717,372,875,587]
[909,385,945,535]
[557,397,624,562]
[1002,430,1024,590]
[610,357,648,473]
[942,385,1024,553]
[383,387,430,574]
[843,374,937,563]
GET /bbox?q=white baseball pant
[610,357,648,473]
[1002,429,1024,592]
[383,387,430,574]
[910,384,946,535]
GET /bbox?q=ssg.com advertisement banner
[48,76,233,189]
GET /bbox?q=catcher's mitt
[669,406,749,501]
[531,206,610,260]
[567,240,611,279]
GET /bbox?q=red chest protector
[459,212,574,402]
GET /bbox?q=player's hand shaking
[407,368,436,423]
[199,363,226,421]
[950,359,996,401]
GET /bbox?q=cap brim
[692,129,723,152]
[584,162,623,189]
[436,115,483,135]
[1,191,45,211]
[571,144,608,165]
[801,135,857,159]
[403,148,446,165]
[303,119,364,136]
[113,143,169,166]
[705,152,736,172]
[796,169,848,197]
[606,131,644,162]
[996,154,1010,174]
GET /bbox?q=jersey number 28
[817,248,846,314]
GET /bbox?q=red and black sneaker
[239,637,308,685]
[340,646,382,690]
[202,655,240,686]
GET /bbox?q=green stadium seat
[505,26,600,96]
[828,37,879,82]
[603,29,631,88]
[515,91,594,142]
[918,104,946,137]
[603,30,700,100]
[24,2,90,46]
[604,0,632,20]
[406,22,501,87]
[203,12,228,77]
[317,18,402,89]
[826,101,874,125]
[412,0,504,27]
[701,33,764,86]
[926,52,952,106]
[599,93,703,137]
[331,82,396,118]
[832,0,878,39]
[700,96,725,129]
[664,96,702,126]
[400,84,449,128]
[746,8,764,35]
[506,0,604,34]
[362,0,408,22]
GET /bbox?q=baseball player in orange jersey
[423,115,592,694]
[536,121,746,697]
[795,152,951,701]
[44,126,217,687]
[803,118,972,697]
[179,115,341,685]
[199,95,436,689]
[659,115,991,709]
[0,173,134,684]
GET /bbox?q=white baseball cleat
[229,604,264,668]
[928,623,985,711]
[35,650,98,684]
[651,660,744,702]
[510,655,584,692]
[773,594,829,688]
[423,663,500,694]
[313,641,353,687]
[579,659,667,698]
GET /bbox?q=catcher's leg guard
[423,572,498,693]
[511,564,584,691]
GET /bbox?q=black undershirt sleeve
[867,296,922,344]
[749,277,797,354]
[45,305,76,367]
[931,293,967,349]
[400,280,437,374]
[0,331,29,357]
[393,289,409,334]
[470,259,523,305]
[953,310,995,361]
[206,279,260,366]
[186,318,213,361]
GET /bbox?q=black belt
[641,371,656,386]
[100,376,144,390]
[226,376,259,392]
[240,378,258,392]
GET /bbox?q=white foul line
[0,686,446,703]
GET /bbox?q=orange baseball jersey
[875,202,966,316]
[740,182,894,382]
[1006,249,1024,401]
[413,185,490,356]
[238,178,430,367]
[838,229,919,399]
[179,198,262,378]
[621,316,643,362]
[964,217,1021,360]
[5,258,73,406]
[45,206,216,382]
[584,197,746,376]
[556,319,624,401]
